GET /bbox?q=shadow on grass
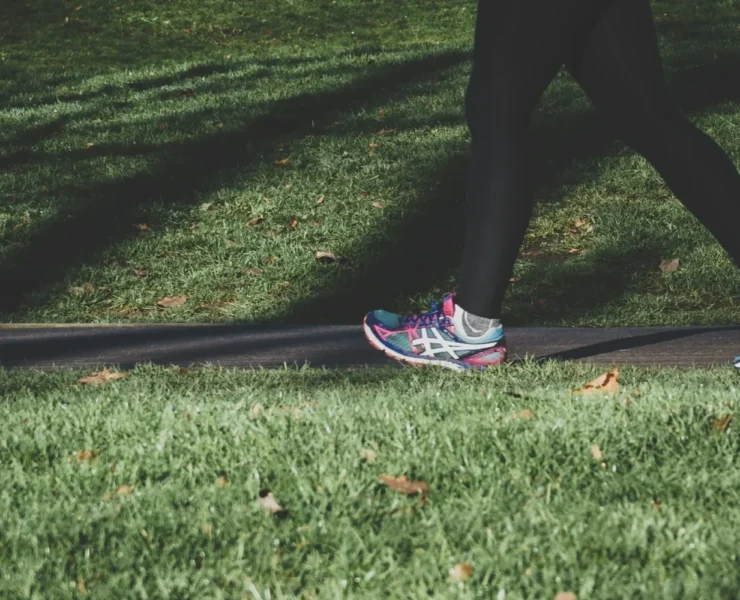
[278,51,740,324]
[2,40,740,325]
[0,48,470,316]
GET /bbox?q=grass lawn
[2,363,740,599]
[2,0,740,326]
[4,0,740,597]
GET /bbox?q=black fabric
[456,0,740,319]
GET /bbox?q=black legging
[456,0,740,319]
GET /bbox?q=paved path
[1,324,739,369]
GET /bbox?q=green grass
[4,2,740,597]
[2,0,740,325]
[3,363,740,598]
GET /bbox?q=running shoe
[363,293,506,370]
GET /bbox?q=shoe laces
[401,301,449,328]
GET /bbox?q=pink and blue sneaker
[363,293,506,370]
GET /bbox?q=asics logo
[412,328,500,359]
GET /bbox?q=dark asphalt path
[1,324,739,369]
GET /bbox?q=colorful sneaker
[363,293,506,370]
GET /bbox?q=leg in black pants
[456,0,740,320]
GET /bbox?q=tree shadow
[0,49,470,316]
[277,51,740,324]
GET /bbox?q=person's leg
[455,0,612,320]
[564,0,740,266]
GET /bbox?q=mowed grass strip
[1,0,740,325]
[2,363,740,598]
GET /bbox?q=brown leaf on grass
[77,579,87,594]
[316,195,325,205]
[375,128,395,135]
[114,484,135,497]
[554,593,577,600]
[132,267,148,278]
[68,283,94,295]
[86,142,95,149]
[157,295,187,308]
[240,268,263,276]
[76,450,94,462]
[217,472,230,488]
[379,474,429,496]
[359,191,370,197]
[289,217,299,230]
[284,183,292,189]
[199,202,214,211]
[652,500,662,509]
[713,414,734,433]
[249,403,264,418]
[360,448,377,464]
[368,142,379,148]
[591,444,603,460]
[573,368,619,396]
[78,368,128,385]
[134,223,150,231]
[202,523,212,538]
[246,215,265,227]
[316,251,338,263]
[273,157,290,166]
[659,258,680,273]
[183,27,192,34]
[448,563,473,583]
[378,108,386,119]
[372,201,384,209]
[567,248,583,255]
[512,409,535,420]
[258,489,284,513]
[190,223,201,233]
[573,219,593,233]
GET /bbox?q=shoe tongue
[442,293,456,318]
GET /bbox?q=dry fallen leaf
[316,251,338,263]
[240,268,263,276]
[512,409,536,420]
[316,195,325,205]
[567,248,583,255]
[202,523,212,538]
[448,563,473,583]
[573,368,619,396]
[273,157,290,166]
[652,500,662,509]
[360,448,377,464]
[246,216,265,227]
[659,258,680,273]
[157,295,187,308]
[289,217,299,230]
[258,489,284,513]
[372,201,384,209]
[77,579,87,594]
[378,108,385,118]
[217,473,230,488]
[76,450,94,462]
[249,403,264,418]
[116,484,135,496]
[86,142,95,149]
[713,414,734,433]
[78,368,129,385]
[554,593,577,600]
[375,128,395,135]
[591,444,603,460]
[132,268,148,278]
[134,223,150,231]
[379,474,429,496]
